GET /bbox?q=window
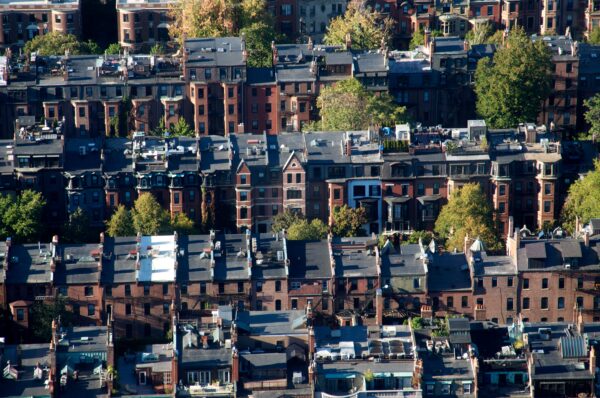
[291,299,298,310]
[256,281,263,292]
[507,298,514,311]
[413,278,420,289]
[557,297,565,309]
[144,303,151,315]
[461,296,468,308]
[541,297,548,309]
[275,300,282,310]
[105,286,112,296]
[126,304,132,315]
[523,278,529,289]
[577,296,584,308]
[144,285,150,296]
[275,281,281,292]
[499,185,506,196]
[281,4,292,16]
[181,284,188,295]
[544,201,551,213]
[85,286,93,296]
[523,297,530,309]
[559,278,565,289]
[163,283,169,295]
[125,284,131,296]
[16,308,24,321]
[163,303,170,314]
[578,277,584,289]
[544,183,552,195]
[291,281,301,290]
[238,282,244,293]
[88,304,95,316]
[507,277,513,287]
[492,277,497,287]
[447,297,454,308]
[542,278,548,289]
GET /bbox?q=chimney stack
[375,288,383,326]
[345,32,352,50]
[272,41,278,66]
[231,347,240,385]
[584,231,590,248]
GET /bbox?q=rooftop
[138,235,177,282]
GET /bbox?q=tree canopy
[331,205,367,237]
[24,32,102,56]
[588,27,600,45]
[324,0,394,50]
[465,22,496,45]
[132,193,171,235]
[561,160,600,233]
[29,297,72,342]
[474,27,552,128]
[106,205,136,237]
[583,93,600,140]
[169,117,194,137]
[315,77,408,131]
[434,183,500,251]
[0,190,46,242]
[171,212,197,234]
[63,207,95,243]
[409,28,442,50]
[287,219,329,240]
[168,0,280,67]
[105,43,122,55]
[271,209,303,233]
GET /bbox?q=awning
[384,197,411,204]
[417,194,442,204]
[325,373,356,379]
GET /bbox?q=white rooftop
[137,235,177,282]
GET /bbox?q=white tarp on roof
[138,235,176,282]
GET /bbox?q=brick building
[0,0,81,48]
[115,0,173,51]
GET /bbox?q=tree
[64,207,94,243]
[324,0,394,50]
[168,0,277,67]
[171,212,197,234]
[287,219,329,240]
[29,297,72,342]
[331,205,367,237]
[409,28,442,50]
[0,190,46,242]
[24,32,102,55]
[169,117,194,137]
[434,183,500,251]
[271,209,304,233]
[406,230,434,246]
[561,160,600,233]
[589,27,600,45]
[317,77,408,130]
[474,27,552,128]
[583,93,600,140]
[465,22,495,45]
[150,43,165,55]
[105,43,122,55]
[106,205,136,237]
[132,193,171,235]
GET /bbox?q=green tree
[171,212,197,234]
[132,193,171,235]
[1,190,46,242]
[271,209,304,233]
[287,219,329,240]
[332,205,367,237]
[169,117,194,137]
[561,160,600,233]
[24,32,102,55]
[64,207,94,243]
[324,0,394,49]
[465,22,495,45]
[474,27,551,128]
[434,183,500,251]
[168,0,277,67]
[583,93,600,140]
[118,96,133,137]
[105,43,122,55]
[406,230,434,246]
[317,77,408,130]
[29,297,73,342]
[589,27,600,45]
[150,43,165,55]
[106,205,135,237]
[409,28,442,50]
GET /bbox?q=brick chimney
[231,347,240,385]
[308,360,316,385]
[375,288,383,326]
[584,230,590,248]
[420,304,433,320]
[590,346,596,377]
[463,234,470,256]
[344,32,352,50]
[272,41,278,66]
[308,326,315,359]
[474,304,487,321]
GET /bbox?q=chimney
[463,40,469,51]
[308,326,315,359]
[307,37,313,51]
[375,288,383,326]
[52,235,59,257]
[420,305,433,321]
[577,309,585,334]
[345,136,352,156]
[575,216,581,237]
[99,232,105,245]
[242,49,248,63]
[308,360,316,385]
[584,231,590,248]
[272,41,278,66]
[231,347,240,384]
[171,344,179,394]
[474,304,487,321]
[201,335,209,349]
[590,346,597,377]
[463,234,470,256]
[345,32,352,50]
[508,216,514,239]
[306,300,314,321]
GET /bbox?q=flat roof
[138,235,177,282]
